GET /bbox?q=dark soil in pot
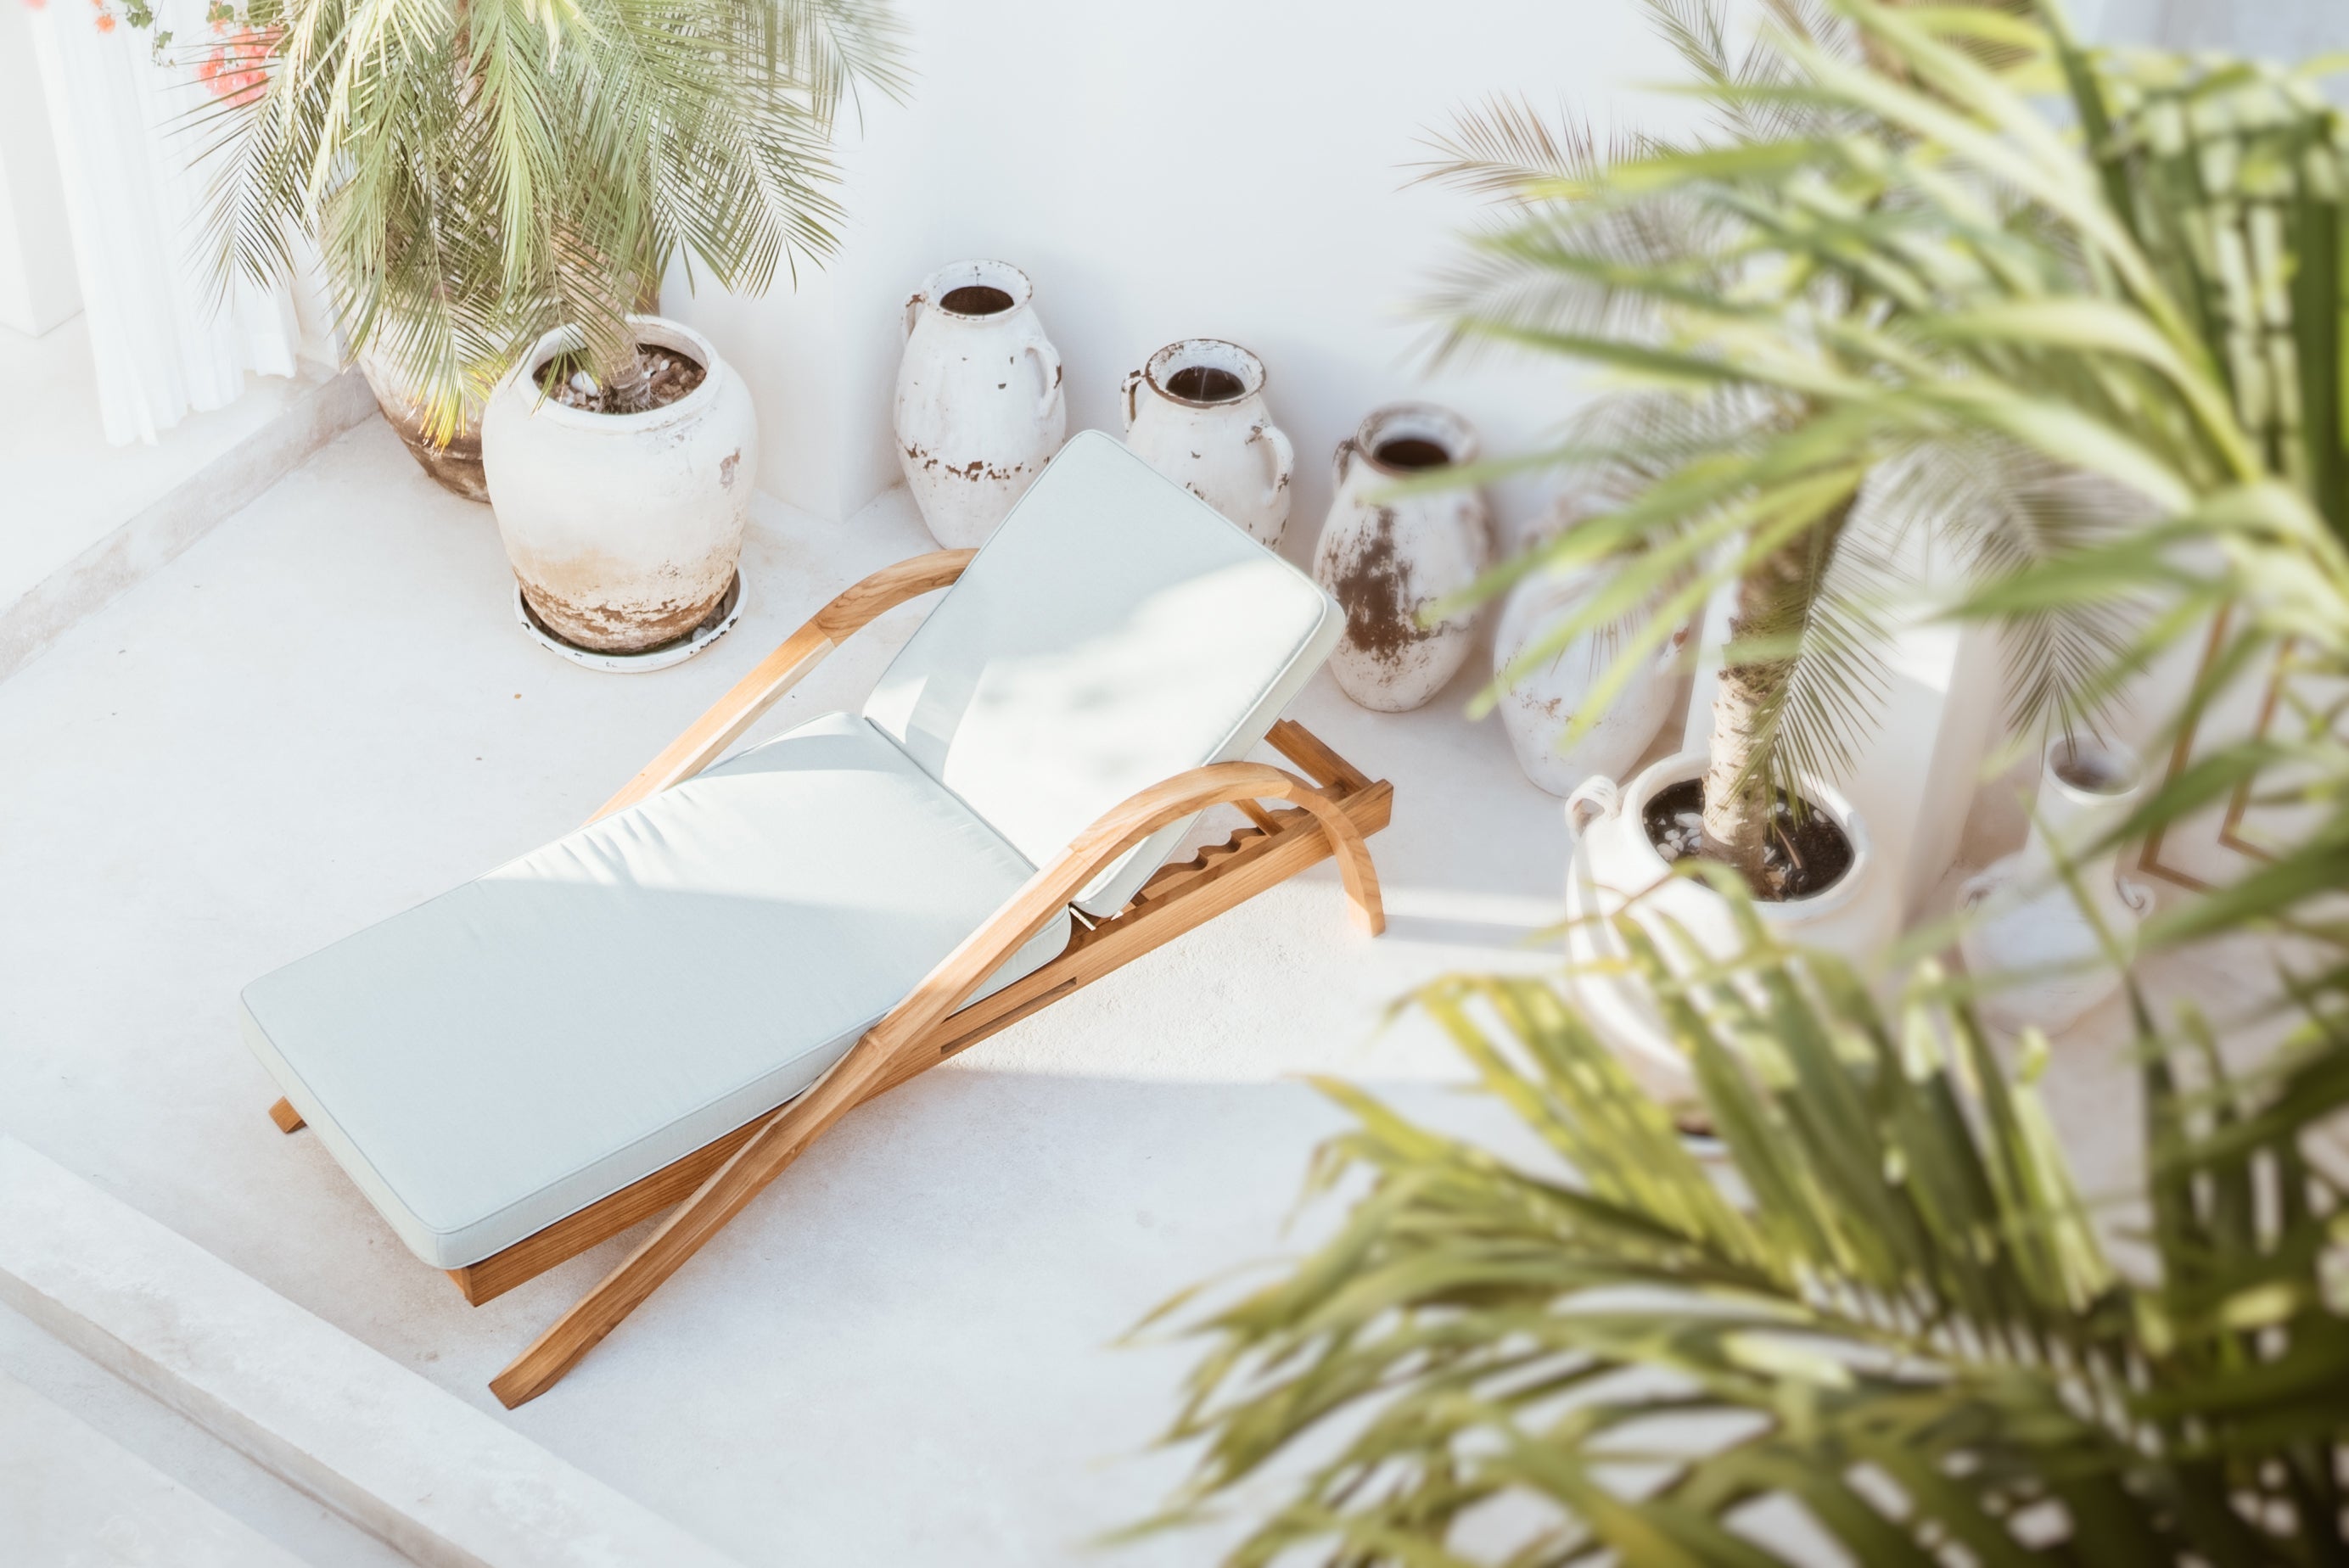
[1643,777,1854,900]
[535,345,706,414]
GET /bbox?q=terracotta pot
[1563,751,1898,1094]
[1311,404,1491,713]
[357,348,489,503]
[894,260,1067,549]
[1959,737,2153,1033]
[480,315,757,654]
[1494,542,1688,796]
[1120,339,1295,547]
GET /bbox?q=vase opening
[939,284,1015,316]
[1373,437,1453,471]
[2052,741,2139,796]
[1643,777,1856,901]
[1163,365,1246,403]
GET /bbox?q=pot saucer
[513,572,743,673]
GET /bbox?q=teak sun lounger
[243,433,1390,1407]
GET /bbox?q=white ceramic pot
[894,260,1068,549]
[1959,738,2154,1033]
[1311,404,1491,713]
[1563,751,1899,1093]
[481,315,757,654]
[359,347,489,502]
[1120,339,1295,547]
[1494,550,1688,796]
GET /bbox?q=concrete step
[0,1137,741,1568]
[0,1368,313,1567]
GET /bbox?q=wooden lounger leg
[268,1098,306,1134]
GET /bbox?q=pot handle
[1121,368,1143,433]
[1332,436,1358,489]
[902,293,923,340]
[1566,776,1620,843]
[1260,422,1295,511]
[1027,339,1064,423]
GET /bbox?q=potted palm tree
[1141,5,2349,1558]
[188,0,905,652]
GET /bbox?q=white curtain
[25,0,311,445]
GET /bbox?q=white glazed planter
[481,316,757,654]
[1311,404,1491,713]
[1494,550,1688,796]
[1564,751,1899,1093]
[1120,339,1295,547]
[358,347,489,502]
[894,260,1068,549]
[1959,738,2154,1033]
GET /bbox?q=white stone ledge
[0,1136,742,1568]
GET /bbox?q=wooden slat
[267,1098,306,1134]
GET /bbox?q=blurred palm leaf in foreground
[1146,916,2349,1565]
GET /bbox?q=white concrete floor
[0,414,2296,1564]
[0,314,319,607]
[0,417,1569,1564]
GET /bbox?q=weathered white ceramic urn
[894,259,1067,549]
[481,315,756,653]
[1311,404,1491,713]
[1120,339,1295,547]
[1493,533,1688,796]
[1959,737,2154,1033]
[1563,752,1898,1096]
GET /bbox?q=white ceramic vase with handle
[1562,751,1898,1095]
[480,314,756,654]
[1959,737,2155,1033]
[1494,543,1688,796]
[1311,404,1491,713]
[894,259,1067,549]
[1120,338,1295,547]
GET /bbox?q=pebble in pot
[481,315,757,654]
[1312,404,1491,713]
[1493,507,1690,796]
[1121,339,1295,547]
[894,260,1067,549]
[1959,737,2155,1033]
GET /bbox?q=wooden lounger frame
[267,548,1390,1408]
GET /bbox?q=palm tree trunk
[1699,500,1854,885]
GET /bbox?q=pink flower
[198,27,278,104]
[94,8,115,27]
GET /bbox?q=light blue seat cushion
[241,712,1069,1268]
[864,432,1342,916]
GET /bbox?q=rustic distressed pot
[480,315,757,654]
[1494,542,1688,796]
[1311,404,1491,713]
[1959,737,2154,1033]
[359,348,489,502]
[1121,339,1295,547]
[1564,751,1897,1095]
[894,260,1067,549]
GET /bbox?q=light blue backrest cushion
[864,432,1342,916]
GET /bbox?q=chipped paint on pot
[1120,339,1294,547]
[480,315,756,656]
[894,260,1067,549]
[1311,404,1490,713]
[358,348,489,503]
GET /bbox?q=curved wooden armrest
[488,759,1379,1408]
[587,548,976,824]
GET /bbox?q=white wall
[664,0,1679,559]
